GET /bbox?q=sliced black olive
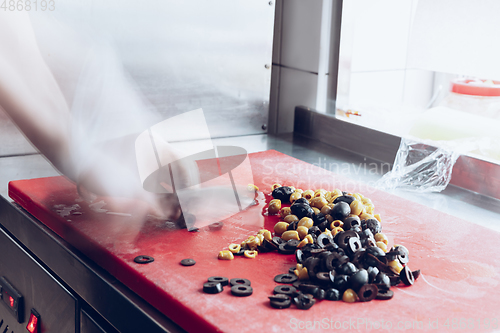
[338,255,350,266]
[296,249,305,264]
[394,245,410,265]
[362,238,376,248]
[317,221,330,232]
[287,220,299,231]
[272,236,284,246]
[203,282,223,294]
[412,269,421,280]
[343,216,361,230]
[349,269,368,291]
[274,285,297,296]
[317,233,335,248]
[299,283,319,295]
[357,284,378,302]
[231,285,253,297]
[304,257,321,279]
[274,273,298,284]
[290,202,314,219]
[335,230,359,250]
[330,202,351,220]
[207,276,228,286]
[315,288,326,300]
[365,218,382,234]
[337,248,347,257]
[180,258,196,266]
[332,274,349,293]
[230,278,251,287]
[310,248,327,255]
[315,272,331,285]
[309,233,319,244]
[270,299,292,309]
[294,198,309,205]
[389,275,401,286]
[269,294,290,302]
[134,255,154,264]
[299,247,313,261]
[337,262,358,276]
[294,293,316,310]
[351,226,362,233]
[367,266,380,283]
[400,266,415,286]
[312,213,326,226]
[328,270,336,283]
[272,186,295,202]
[257,244,272,253]
[260,239,278,252]
[363,253,387,270]
[284,239,300,250]
[333,195,356,205]
[324,288,341,301]
[360,219,367,230]
[278,242,295,255]
[374,272,391,289]
[348,237,362,254]
[386,248,402,261]
[324,252,341,271]
[376,289,394,300]
[359,228,374,240]
[308,226,321,236]
[317,251,332,271]
[351,248,366,266]
[366,246,386,258]
[269,294,292,309]
[324,242,339,252]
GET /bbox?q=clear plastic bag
[375,138,461,193]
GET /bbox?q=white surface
[349,70,406,108]
[408,0,500,80]
[402,69,434,108]
[410,106,500,141]
[350,0,413,72]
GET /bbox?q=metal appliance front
[0,227,77,332]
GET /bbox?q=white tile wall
[402,69,434,108]
[341,0,435,116]
[350,0,413,72]
[349,70,406,109]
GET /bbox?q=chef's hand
[0,12,196,221]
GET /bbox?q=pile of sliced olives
[264,185,420,308]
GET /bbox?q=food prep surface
[9,150,500,332]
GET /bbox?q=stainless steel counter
[1,133,499,232]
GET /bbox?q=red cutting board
[9,150,500,332]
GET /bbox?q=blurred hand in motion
[0,12,200,222]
